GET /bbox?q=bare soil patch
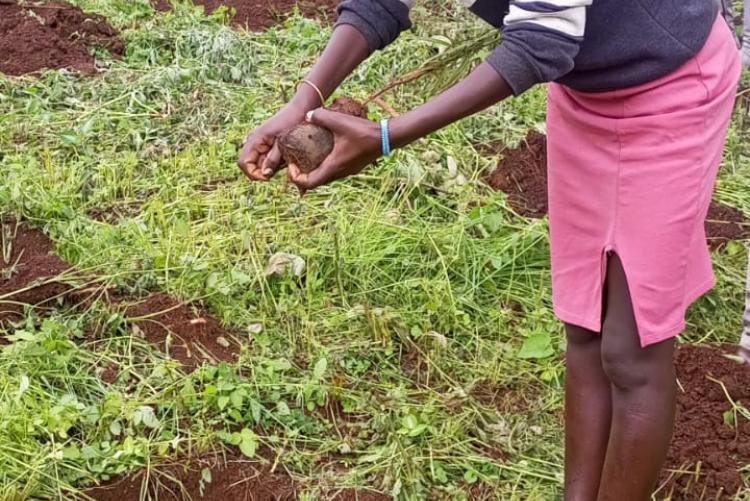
[0,220,72,324]
[121,292,241,371]
[329,490,392,501]
[705,201,750,249]
[0,1,123,76]
[660,344,750,499]
[87,450,298,501]
[154,0,339,30]
[483,131,548,219]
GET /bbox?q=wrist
[290,85,325,111]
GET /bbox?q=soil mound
[0,221,71,323]
[122,293,240,370]
[0,1,123,76]
[705,201,750,249]
[661,344,750,499]
[154,0,338,30]
[484,131,548,219]
[87,451,298,501]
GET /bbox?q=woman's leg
[597,254,676,501]
[564,325,613,500]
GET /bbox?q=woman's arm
[237,25,370,181]
[288,62,512,190]
[238,0,415,181]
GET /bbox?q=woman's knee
[600,327,674,390]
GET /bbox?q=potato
[278,97,367,174]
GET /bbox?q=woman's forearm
[290,25,371,110]
[389,63,513,148]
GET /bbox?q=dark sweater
[335,0,719,94]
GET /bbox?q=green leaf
[62,445,81,460]
[201,467,212,484]
[518,332,553,359]
[109,420,122,437]
[217,396,230,411]
[229,390,244,409]
[313,357,328,380]
[724,409,736,427]
[18,375,30,397]
[276,401,290,416]
[408,424,428,437]
[238,429,258,458]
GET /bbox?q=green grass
[0,1,748,499]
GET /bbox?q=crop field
[0,1,749,499]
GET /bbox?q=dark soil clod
[154,0,339,31]
[484,130,548,219]
[0,1,123,76]
[661,344,750,499]
[705,201,750,249]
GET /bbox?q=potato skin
[277,97,367,173]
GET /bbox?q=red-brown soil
[121,293,241,371]
[0,221,72,323]
[484,131,548,219]
[483,132,750,248]
[330,490,392,501]
[154,0,339,30]
[0,1,123,76]
[660,345,750,499]
[86,450,298,501]
[705,202,750,250]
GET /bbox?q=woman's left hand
[288,108,383,192]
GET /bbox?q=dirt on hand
[661,344,750,499]
[0,221,72,324]
[86,450,298,501]
[278,97,368,174]
[121,293,241,371]
[154,0,339,30]
[484,130,549,219]
[0,1,123,76]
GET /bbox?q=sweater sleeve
[335,0,415,52]
[483,0,594,95]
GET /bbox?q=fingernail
[306,110,314,122]
[262,168,272,176]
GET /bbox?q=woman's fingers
[261,143,284,177]
[288,156,341,192]
[238,136,278,181]
[306,108,349,133]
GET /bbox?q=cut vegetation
[0,0,748,499]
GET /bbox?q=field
[1,1,749,499]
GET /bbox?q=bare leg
[564,324,613,501]
[597,254,676,501]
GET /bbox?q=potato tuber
[277,97,367,174]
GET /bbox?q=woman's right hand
[237,103,308,182]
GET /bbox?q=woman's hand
[238,103,308,182]
[288,108,382,192]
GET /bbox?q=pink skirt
[547,15,741,347]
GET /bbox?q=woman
[238,1,741,498]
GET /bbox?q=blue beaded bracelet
[380,119,392,157]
